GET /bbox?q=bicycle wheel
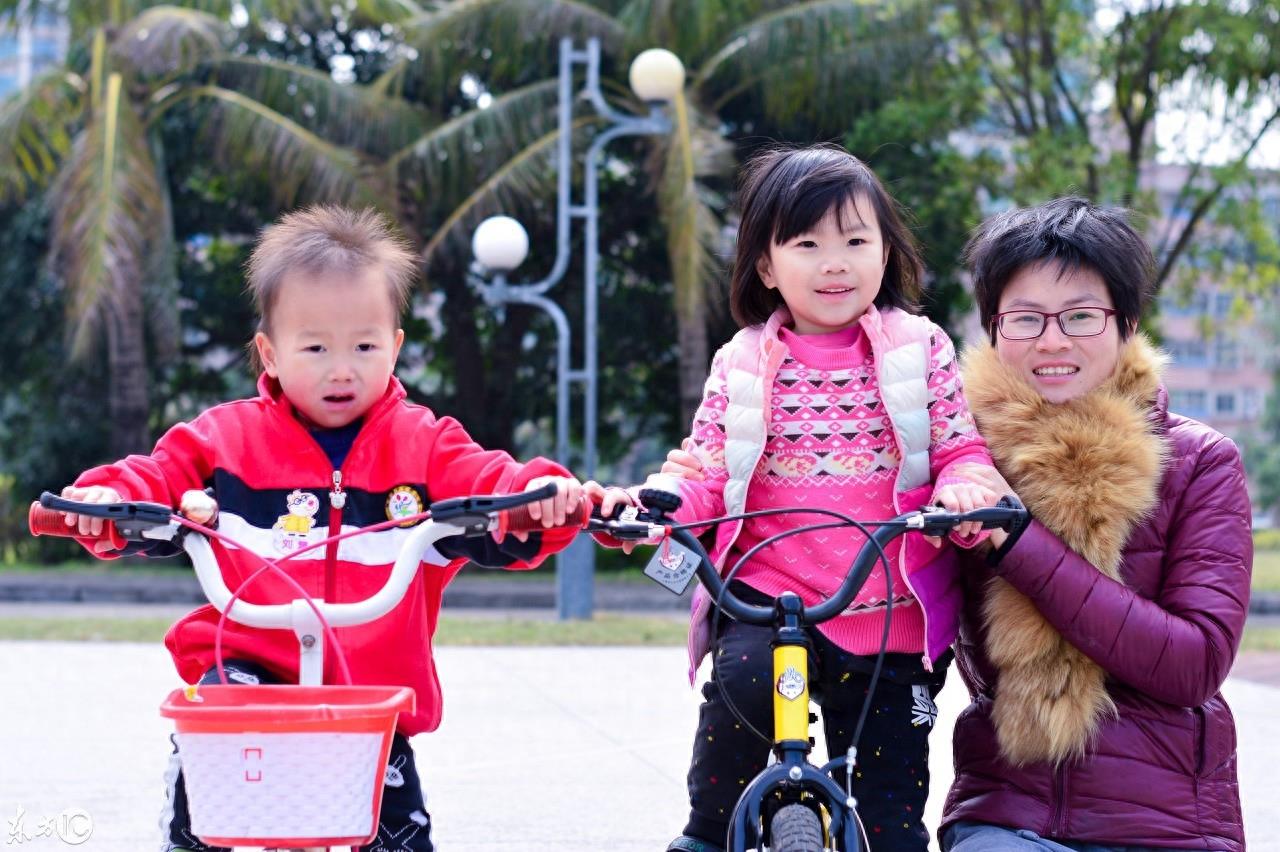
[769,803,824,852]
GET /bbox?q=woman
[660,197,1252,850]
[939,198,1251,850]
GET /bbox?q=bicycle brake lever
[429,483,558,531]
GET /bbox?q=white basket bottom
[177,731,385,841]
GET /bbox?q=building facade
[0,6,67,98]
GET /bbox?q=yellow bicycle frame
[772,643,810,743]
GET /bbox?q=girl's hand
[59,485,123,553]
[660,439,704,481]
[583,481,640,553]
[514,476,584,542]
[925,481,999,547]
[943,463,1023,550]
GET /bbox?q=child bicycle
[27,483,586,852]
[578,484,1030,852]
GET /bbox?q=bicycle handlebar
[27,484,586,630]
[618,492,1031,627]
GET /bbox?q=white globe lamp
[471,216,530,272]
[628,48,685,103]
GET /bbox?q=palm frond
[49,72,166,359]
[181,84,388,211]
[208,56,429,156]
[350,0,429,26]
[0,68,84,202]
[617,0,794,66]
[375,0,624,103]
[390,78,560,210]
[696,0,937,124]
[420,115,596,269]
[111,6,228,83]
[653,92,730,326]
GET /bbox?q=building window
[1243,389,1261,420]
[1215,392,1236,415]
[1213,292,1235,318]
[1170,390,1208,416]
[1213,337,1239,369]
[1168,339,1209,366]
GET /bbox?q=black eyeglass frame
[990,306,1120,341]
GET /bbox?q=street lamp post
[471,38,684,620]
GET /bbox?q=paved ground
[2,641,1278,852]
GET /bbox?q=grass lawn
[1252,549,1280,593]
[1241,625,1280,653]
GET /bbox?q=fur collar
[960,335,1169,765]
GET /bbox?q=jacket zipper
[1049,762,1068,836]
[325,469,346,602]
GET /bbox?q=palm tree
[361,0,936,428]
[0,0,423,455]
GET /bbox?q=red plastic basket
[160,684,415,848]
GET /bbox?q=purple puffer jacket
[942,392,1253,850]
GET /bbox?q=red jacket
[76,375,574,734]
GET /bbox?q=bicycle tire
[769,803,824,852]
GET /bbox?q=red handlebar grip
[498,501,592,536]
[28,503,77,538]
[28,501,125,549]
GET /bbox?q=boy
[58,206,583,852]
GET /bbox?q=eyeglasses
[991,307,1119,341]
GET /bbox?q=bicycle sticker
[777,666,806,701]
[643,538,698,595]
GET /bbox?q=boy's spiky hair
[246,205,418,334]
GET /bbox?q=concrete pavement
[2,641,1278,852]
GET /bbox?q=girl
[595,145,999,852]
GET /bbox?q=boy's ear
[392,328,405,362]
[254,331,279,377]
[756,255,776,289]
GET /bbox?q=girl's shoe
[667,837,724,852]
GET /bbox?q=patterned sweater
[687,321,989,655]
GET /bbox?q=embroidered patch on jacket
[386,485,424,526]
[272,489,319,553]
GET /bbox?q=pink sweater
[687,321,989,655]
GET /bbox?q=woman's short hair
[966,196,1155,342]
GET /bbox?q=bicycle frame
[652,498,1027,852]
[668,523,906,852]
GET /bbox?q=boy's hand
[925,481,1000,547]
[59,485,123,553]
[583,481,640,553]
[660,438,704,481]
[511,476,584,542]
